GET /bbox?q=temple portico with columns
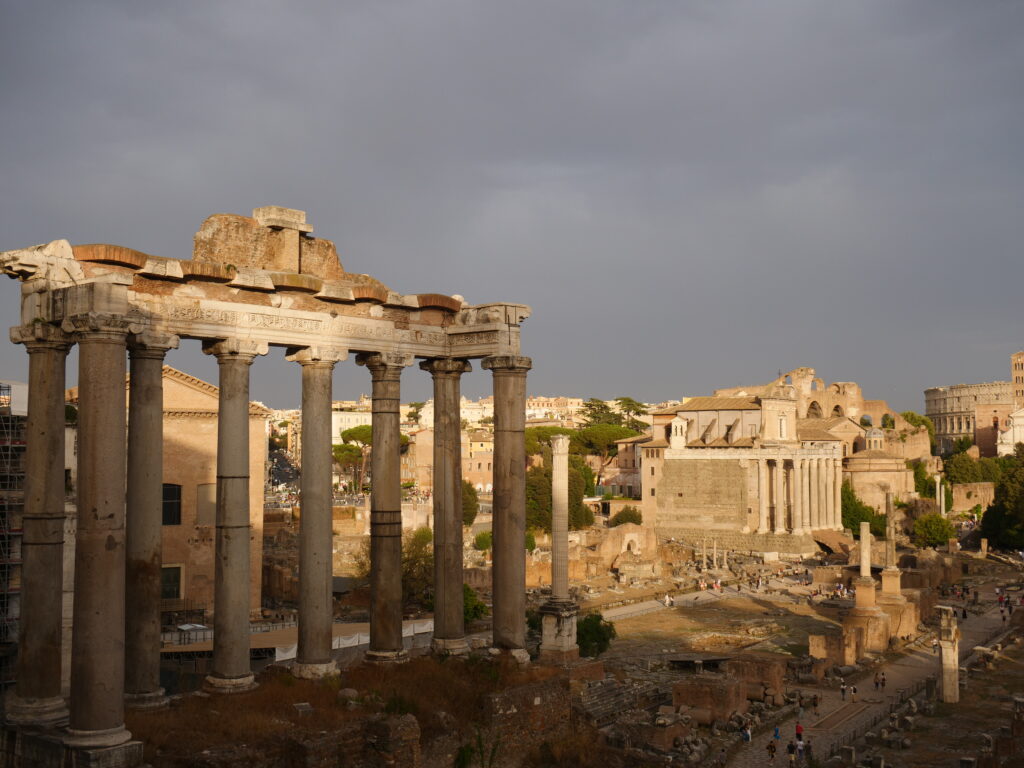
[640,387,844,555]
[0,207,531,765]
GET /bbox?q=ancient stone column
[771,460,784,534]
[833,458,843,530]
[539,434,578,663]
[421,358,472,655]
[757,459,770,534]
[65,316,132,747]
[809,458,821,533]
[791,460,804,534]
[549,434,570,602]
[819,458,830,530]
[289,346,345,677]
[824,458,836,531]
[938,606,960,703]
[5,325,71,726]
[125,333,178,710]
[357,352,413,663]
[935,474,944,516]
[483,355,531,658]
[860,520,872,578]
[712,539,718,570]
[203,339,267,693]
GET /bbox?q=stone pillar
[289,346,345,677]
[833,458,843,530]
[771,460,784,533]
[539,434,578,663]
[809,458,821,533]
[938,606,960,703]
[701,538,707,569]
[757,459,770,534]
[549,434,570,602]
[712,539,718,570]
[421,358,472,656]
[357,352,413,663]
[124,333,178,710]
[935,474,944,516]
[818,458,829,532]
[65,316,132,747]
[203,339,267,693]
[482,355,531,659]
[860,521,872,578]
[5,325,71,726]
[825,458,837,531]
[791,460,804,534]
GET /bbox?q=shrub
[463,584,488,624]
[912,513,957,548]
[842,482,885,537]
[462,480,480,527]
[608,506,642,527]
[577,613,616,657]
[525,530,536,552]
[473,531,492,551]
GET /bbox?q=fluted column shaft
[809,458,820,531]
[817,458,828,531]
[203,339,265,692]
[550,434,570,601]
[792,460,804,534]
[67,322,131,746]
[422,358,471,654]
[291,347,344,676]
[7,328,70,726]
[757,459,769,534]
[771,460,784,534]
[483,355,531,652]
[125,335,177,709]
[358,353,411,662]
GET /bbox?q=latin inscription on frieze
[164,304,324,332]
[449,330,501,346]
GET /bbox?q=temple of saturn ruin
[0,207,531,753]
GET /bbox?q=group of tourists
[765,722,813,765]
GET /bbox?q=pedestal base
[291,661,337,679]
[364,649,409,665]
[63,726,133,749]
[124,689,169,711]
[203,673,257,695]
[1,725,144,768]
[4,695,68,727]
[431,637,470,656]
[539,600,578,663]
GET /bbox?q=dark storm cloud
[2,1,1023,409]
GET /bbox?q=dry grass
[127,656,561,764]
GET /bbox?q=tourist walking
[840,681,847,700]
[851,685,858,703]
[874,672,880,691]
[787,740,797,765]
[773,725,781,742]
[795,722,803,741]
[804,738,813,764]
[880,673,886,691]
[766,740,777,763]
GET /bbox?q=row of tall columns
[757,456,843,535]
[6,328,532,743]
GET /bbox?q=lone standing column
[833,458,843,529]
[357,352,413,663]
[421,358,472,655]
[125,333,178,710]
[483,355,532,659]
[289,346,345,677]
[935,474,944,517]
[203,339,267,693]
[6,325,71,726]
[549,434,570,602]
[65,316,132,747]
[757,459,769,533]
[772,460,785,533]
[860,520,872,578]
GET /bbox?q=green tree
[577,613,616,657]
[524,426,575,457]
[473,531,492,551]
[332,443,363,490]
[881,413,895,429]
[944,452,981,485]
[462,480,480,527]
[912,513,957,548]
[573,424,641,487]
[407,401,425,425]
[908,460,934,498]
[950,436,973,455]
[842,481,885,537]
[579,398,623,427]
[341,424,374,491]
[570,454,596,496]
[463,584,488,624]
[982,444,1024,548]
[615,396,648,432]
[525,461,593,532]
[403,527,434,605]
[609,506,642,527]
[525,530,536,552]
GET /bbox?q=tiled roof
[673,396,761,412]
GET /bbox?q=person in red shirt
[795,722,804,740]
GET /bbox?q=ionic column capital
[202,338,269,361]
[355,351,414,377]
[286,345,348,365]
[129,332,180,358]
[61,312,136,341]
[9,322,72,351]
[482,355,532,373]
[419,358,472,377]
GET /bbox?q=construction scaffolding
[0,383,25,688]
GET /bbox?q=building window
[161,566,181,600]
[162,484,182,526]
[650,488,656,497]
[650,466,655,476]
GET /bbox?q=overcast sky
[2,1,1023,411]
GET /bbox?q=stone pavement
[723,593,1008,768]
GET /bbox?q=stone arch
[832,405,844,417]
[806,401,823,419]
